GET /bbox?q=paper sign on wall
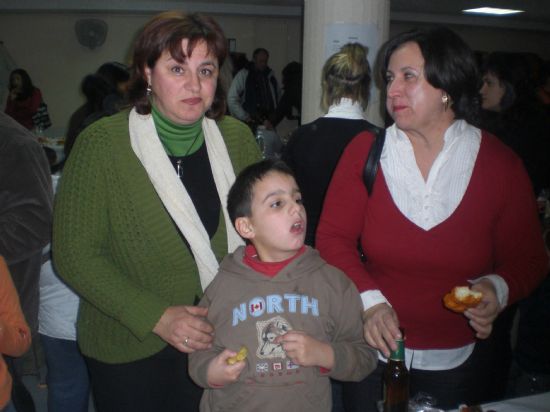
[324,23,380,70]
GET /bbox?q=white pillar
[302,0,390,126]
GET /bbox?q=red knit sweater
[317,130,547,350]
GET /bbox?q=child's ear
[235,217,254,240]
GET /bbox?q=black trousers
[85,345,202,412]
[342,339,500,412]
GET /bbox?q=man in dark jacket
[228,48,279,131]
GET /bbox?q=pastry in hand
[443,286,482,313]
[226,346,248,365]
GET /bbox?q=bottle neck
[389,339,405,362]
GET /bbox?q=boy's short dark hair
[227,159,294,228]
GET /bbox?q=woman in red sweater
[0,256,31,412]
[4,69,42,130]
[316,27,548,411]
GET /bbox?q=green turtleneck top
[152,105,204,156]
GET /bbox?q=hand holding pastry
[443,286,483,313]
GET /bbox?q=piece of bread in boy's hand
[443,286,483,313]
[226,346,248,365]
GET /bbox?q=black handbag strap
[362,126,386,196]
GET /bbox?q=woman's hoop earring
[442,94,450,111]
[146,84,152,96]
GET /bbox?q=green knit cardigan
[53,110,260,363]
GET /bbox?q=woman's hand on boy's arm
[275,331,335,370]
[153,305,214,353]
[206,348,246,388]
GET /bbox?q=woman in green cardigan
[53,11,260,412]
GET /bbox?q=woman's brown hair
[128,11,228,120]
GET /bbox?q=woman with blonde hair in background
[283,42,381,247]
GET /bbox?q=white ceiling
[1,0,549,31]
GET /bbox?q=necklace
[175,131,202,178]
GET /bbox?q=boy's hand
[275,331,334,370]
[206,349,247,388]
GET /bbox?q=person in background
[536,60,550,108]
[316,27,548,411]
[271,61,302,142]
[189,159,377,412]
[0,256,32,412]
[39,167,90,412]
[283,43,379,247]
[65,62,130,159]
[95,62,130,115]
[53,11,260,412]
[0,111,52,412]
[479,51,550,198]
[228,52,248,79]
[64,74,112,158]
[477,51,550,400]
[4,69,42,130]
[507,230,550,397]
[228,47,279,132]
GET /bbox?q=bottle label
[389,339,405,361]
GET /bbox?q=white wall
[0,12,301,131]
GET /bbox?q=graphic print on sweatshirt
[231,293,321,378]
[256,315,292,359]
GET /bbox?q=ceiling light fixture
[462,7,524,16]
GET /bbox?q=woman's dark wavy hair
[9,68,35,100]
[380,27,481,124]
[127,11,228,120]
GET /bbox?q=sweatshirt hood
[218,245,326,283]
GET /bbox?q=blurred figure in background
[95,62,130,115]
[272,61,302,142]
[65,74,112,158]
[479,52,550,197]
[536,60,550,109]
[4,69,43,130]
[65,62,130,159]
[0,111,53,412]
[228,47,279,133]
[39,163,90,412]
[508,259,550,397]
[283,43,379,247]
[478,51,550,399]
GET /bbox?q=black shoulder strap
[362,126,386,196]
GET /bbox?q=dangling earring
[442,94,450,111]
[146,84,152,96]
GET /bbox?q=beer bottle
[383,336,409,412]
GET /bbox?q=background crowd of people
[1,9,549,412]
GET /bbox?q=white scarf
[129,108,243,291]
